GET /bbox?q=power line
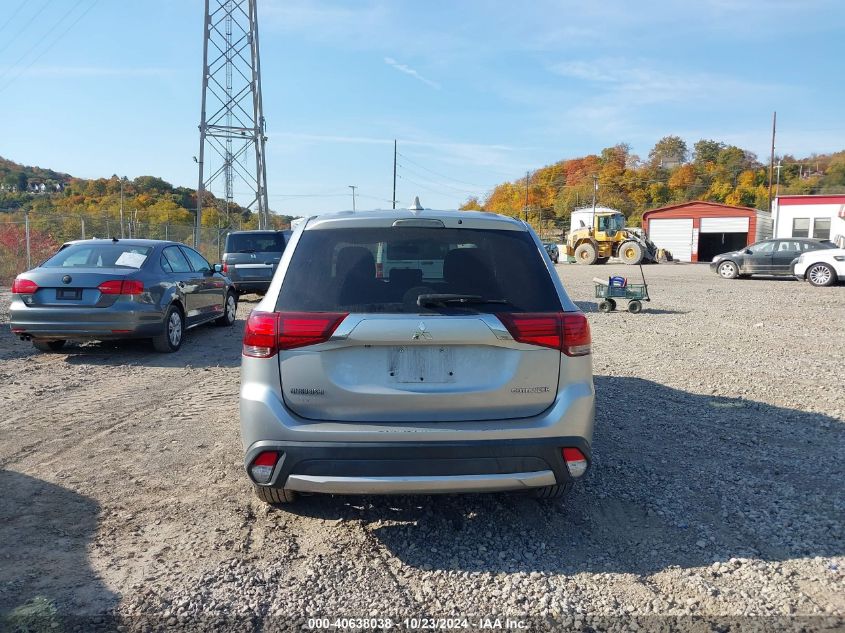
[396,152,490,189]
[397,164,481,196]
[0,0,88,84]
[0,0,54,58]
[0,0,29,39]
[0,0,99,94]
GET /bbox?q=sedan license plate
[57,288,82,300]
[389,346,454,384]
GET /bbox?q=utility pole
[524,171,530,222]
[767,111,777,212]
[196,0,269,247]
[349,185,357,211]
[392,140,397,210]
[119,178,125,238]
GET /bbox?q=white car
[793,248,845,286]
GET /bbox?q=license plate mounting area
[388,346,455,384]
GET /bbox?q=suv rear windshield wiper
[417,293,510,307]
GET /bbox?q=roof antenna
[409,196,423,213]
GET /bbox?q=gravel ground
[0,263,843,631]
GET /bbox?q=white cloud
[383,57,440,90]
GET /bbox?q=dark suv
[222,230,288,296]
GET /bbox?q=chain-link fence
[0,213,235,285]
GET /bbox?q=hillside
[0,156,294,281]
[461,138,845,230]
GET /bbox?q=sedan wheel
[153,305,184,353]
[807,263,835,287]
[718,261,738,279]
[216,292,237,326]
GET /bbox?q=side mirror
[213,263,223,273]
[744,249,752,255]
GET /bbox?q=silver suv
[239,209,595,504]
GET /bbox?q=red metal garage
[643,201,773,263]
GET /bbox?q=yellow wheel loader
[566,207,659,265]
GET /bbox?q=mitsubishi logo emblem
[412,322,432,340]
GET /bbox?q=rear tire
[254,485,297,505]
[216,291,237,326]
[152,305,184,353]
[807,263,836,287]
[619,241,644,265]
[628,300,643,314]
[574,243,598,265]
[598,299,615,313]
[32,339,66,352]
[532,482,573,499]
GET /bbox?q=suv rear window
[276,227,561,313]
[225,232,285,253]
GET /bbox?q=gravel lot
[1,263,843,631]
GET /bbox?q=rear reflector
[250,451,279,484]
[98,280,144,295]
[11,277,38,294]
[563,447,588,478]
[242,311,348,357]
[496,312,591,357]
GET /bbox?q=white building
[772,195,845,246]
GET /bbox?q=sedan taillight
[11,277,39,294]
[98,280,144,295]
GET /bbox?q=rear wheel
[532,482,573,499]
[254,485,297,505]
[807,263,836,287]
[574,242,598,265]
[628,300,643,314]
[598,299,615,313]
[619,241,644,265]
[152,305,184,353]
[216,292,237,326]
[32,339,66,352]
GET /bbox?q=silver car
[239,209,595,503]
[10,238,237,353]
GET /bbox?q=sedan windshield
[42,243,152,269]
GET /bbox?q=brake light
[243,311,279,358]
[563,447,588,478]
[222,262,228,273]
[242,311,349,357]
[560,312,591,357]
[97,280,144,295]
[11,277,39,294]
[250,451,279,483]
[375,262,384,279]
[278,312,348,350]
[496,312,591,357]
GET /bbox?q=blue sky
[2,0,844,216]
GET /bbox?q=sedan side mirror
[744,249,753,254]
[213,263,223,273]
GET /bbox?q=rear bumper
[9,299,164,340]
[245,437,590,494]
[232,281,271,293]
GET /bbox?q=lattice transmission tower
[196,0,269,245]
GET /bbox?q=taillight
[375,262,384,279]
[250,451,279,483]
[277,312,348,350]
[563,447,588,477]
[496,312,591,357]
[11,277,39,294]
[243,311,279,358]
[560,312,591,357]
[242,311,348,358]
[97,280,144,295]
[222,262,228,274]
